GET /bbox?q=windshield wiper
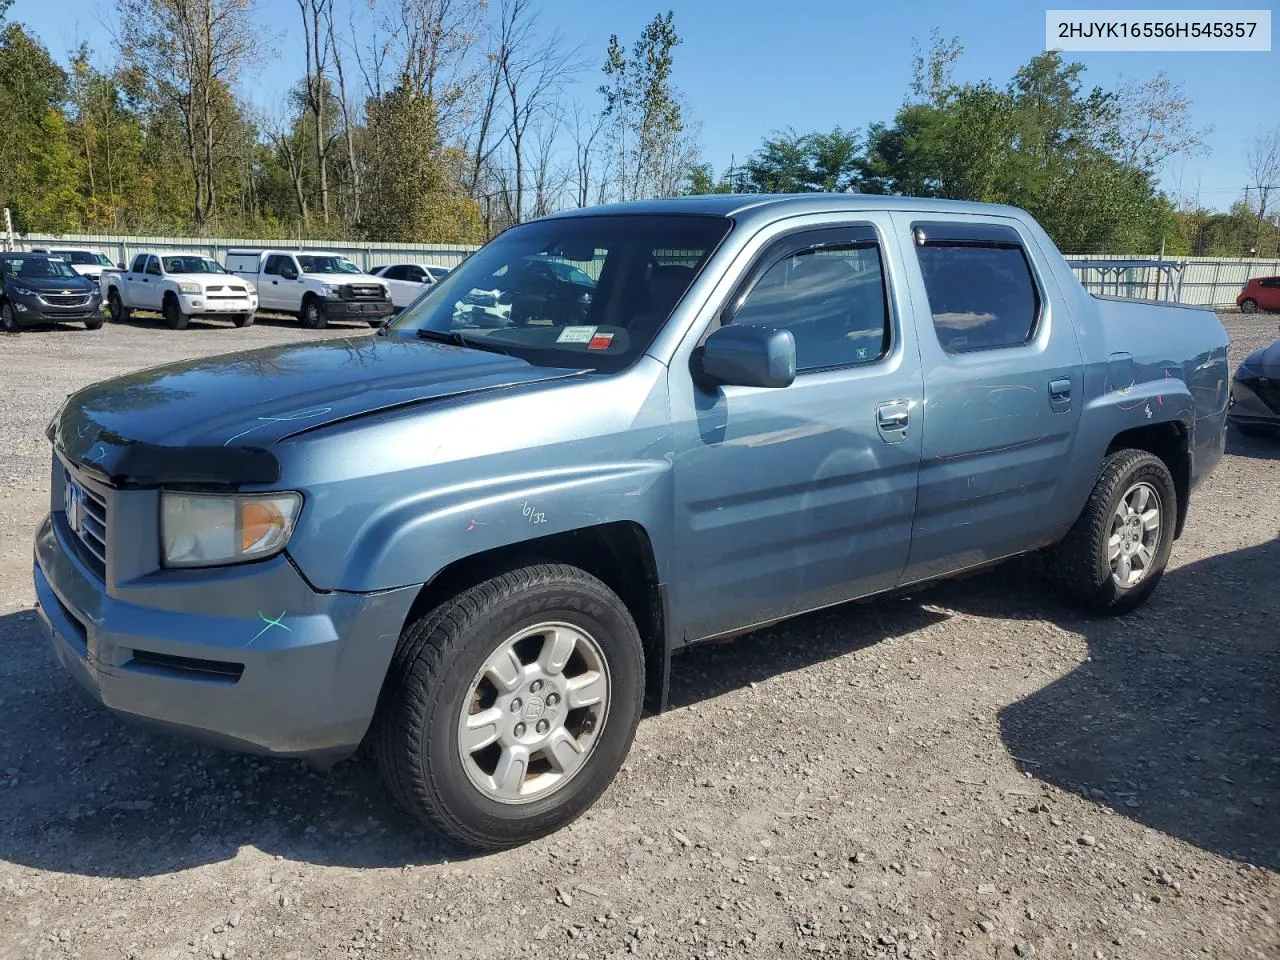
[415,328,512,357]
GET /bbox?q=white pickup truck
[101,253,258,330]
[225,249,394,329]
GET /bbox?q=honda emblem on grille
[64,481,83,535]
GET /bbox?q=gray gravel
[0,311,1277,960]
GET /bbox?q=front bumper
[179,294,257,315]
[320,295,394,320]
[9,291,103,324]
[33,512,417,761]
[1228,376,1280,426]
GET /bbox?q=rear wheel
[107,288,129,323]
[0,301,18,333]
[1046,448,1177,616]
[1241,298,1258,313]
[233,312,255,328]
[163,294,189,330]
[300,295,327,329]
[374,563,645,850]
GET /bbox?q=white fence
[11,232,482,272]
[11,232,1279,307]
[1066,255,1280,306]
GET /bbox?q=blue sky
[12,0,1277,210]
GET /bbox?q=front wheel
[163,295,189,330]
[0,301,18,333]
[300,296,327,329]
[233,312,255,328]
[1240,298,1258,314]
[84,313,104,331]
[374,563,645,850]
[1046,448,1177,615]
[107,289,129,323]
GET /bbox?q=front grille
[42,294,91,307]
[342,284,387,301]
[64,468,108,578]
[1251,377,1280,413]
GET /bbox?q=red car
[1237,276,1280,313]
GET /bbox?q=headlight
[243,279,257,294]
[161,492,302,568]
[322,283,340,296]
[13,285,34,296]
[177,281,201,294]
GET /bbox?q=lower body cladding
[1229,375,1280,432]
[179,294,257,318]
[32,514,418,763]
[321,296,394,321]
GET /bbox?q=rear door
[1261,277,1280,311]
[671,218,924,641]
[891,214,1084,584]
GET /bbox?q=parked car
[1227,327,1280,436]
[0,253,102,331]
[35,195,1230,850]
[370,263,452,309]
[225,249,393,328]
[30,247,116,285]
[1237,276,1280,313]
[101,253,258,330]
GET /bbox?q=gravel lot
[0,310,1276,960]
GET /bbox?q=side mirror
[117,262,126,270]
[699,324,796,389]
[281,266,298,280]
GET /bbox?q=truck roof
[542,193,1030,227]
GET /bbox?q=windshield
[2,256,80,279]
[385,214,730,372]
[298,255,362,275]
[163,256,226,274]
[52,250,113,266]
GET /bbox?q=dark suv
[0,254,103,331]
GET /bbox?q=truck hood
[52,336,587,485]
[305,272,388,289]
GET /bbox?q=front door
[141,255,164,309]
[260,254,290,311]
[671,222,924,642]
[891,214,1085,584]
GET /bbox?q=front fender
[334,460,673,593]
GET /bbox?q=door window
[727,238,891,372]
[144,256,162,276]
[912,223,1040,353]
[130,254,147,274]
[382,265,407,281]
[264,255,286,276]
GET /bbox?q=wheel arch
[1106,421,1191,538]
[398,521,670,715]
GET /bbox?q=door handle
[877,402,909,427]
[876,400,910,443]
[1049,378,1072,401]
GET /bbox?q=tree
[1245,126,1280,226]
[116,0,260,227]
[600,11,696,200]
[362,84,481,242]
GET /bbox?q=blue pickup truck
[35,195,1229,849]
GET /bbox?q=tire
[300,296,327,329]
[233,312,255,328]
[84,313,104,331]
[163,294,189,330]
[374,563,645,850]
[0,301,18,333]
[1240,298,1258,313]
[1046,448,1177,616]
[107,288,128,322]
